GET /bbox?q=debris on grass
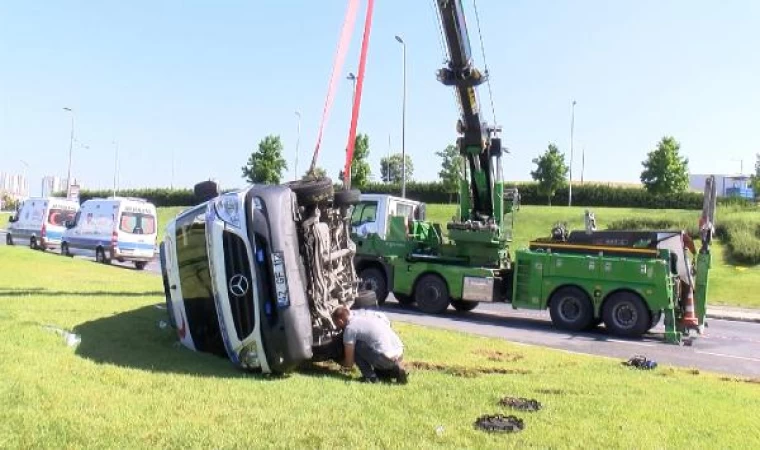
[720,376,760,385]
[535,388,566,395]
[408,360,531,377]
[472,349,524,362]
[498,396,542,412]
[474,414,524,433]
[623,355,657,370]
[42,325,81,348]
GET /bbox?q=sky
[1,0,759,193]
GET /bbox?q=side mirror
[8,216,18,223]
[414,204,426,221]
[194,180,220,203]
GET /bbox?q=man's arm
[341,343,355,368]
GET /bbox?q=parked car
[6,197,79,251]
[61,197,158,270]
[160,179,374,374]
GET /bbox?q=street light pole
[63,107,74,199]
[395,35,407,198]
[346,72,357,106]
[568,100,576,207]
[294,111,302,181]
[112,141,119,197]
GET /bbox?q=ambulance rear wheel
[134,261,147,270]
[30,237,38,250]
[96,248,111,265]
[6,233,12,246]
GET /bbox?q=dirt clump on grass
[472,349,524,362]
[408,360,531,378]
[474,414,524,433]
[498,396,542,412]
[720,376,760,385]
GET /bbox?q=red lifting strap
[308,0,360,175]
[343,0,375,186]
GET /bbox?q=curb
[706,313,760,324]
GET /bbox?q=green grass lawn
[0,212,9,230]
[0,247,758,448]
[426,204,760,308]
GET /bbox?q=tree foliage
[751,153,760,196]
[436,144,463,194]
[380,153,414,183]
[241,135,287,184]
[339,133,372,188]
[530,143,568,206]
[303,167,326,180]
[640,136,690,195]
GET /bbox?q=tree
[751,154,760,196]
[338,133,372,188]
[303,167,326,180]
[640,136,690,195]
[241,135,287,184]
[436,144,463,199]
[530,143,568,206]
[380,153,414,183]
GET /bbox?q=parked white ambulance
[61,197,158,270]
[6,197,79,251]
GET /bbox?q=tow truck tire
[359,267,388,305]
[602,291,650,338]
[352,290,378,310]
[452,300,479,312]
[414,274,450,314]
[549,286,594,332]
[6,233,12,246]
[649,310,663,330]
[288,177,334,206]
[334,189,361,207]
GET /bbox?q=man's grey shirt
[343,310,404,359]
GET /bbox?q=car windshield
[119,212,156,235]
[48,208,77,226]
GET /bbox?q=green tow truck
[351,0,715,344]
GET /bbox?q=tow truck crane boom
[436,0,504,227]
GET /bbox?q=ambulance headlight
[214,194,241,228]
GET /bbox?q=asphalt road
[382,297,760,378]
[3,229,758,377]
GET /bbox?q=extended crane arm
[436,0,503,224]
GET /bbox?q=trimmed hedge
[62,182,755,210]
[360,181,753,210]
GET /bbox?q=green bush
[55,189,198,207]
[721,219,760,264]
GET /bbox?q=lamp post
[346,72,357,106]
[395,35,407,197]
[63,107,74,199]
[294,111,302,181]
[112,140,119,197]
[568,100,576,207]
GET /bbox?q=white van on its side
[61,197,158,270]
[6,197,79,251]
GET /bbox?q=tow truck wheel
[414,274,450,314]
[288,177,334,206]
[452,300,479,312]
[649,310,663,330]
[352,290,378,310]
[359,267,388,305]
[549,286,594,331]
[602,291,650,338]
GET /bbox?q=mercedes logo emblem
[229,274,250,297]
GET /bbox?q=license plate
[271,252,290,308]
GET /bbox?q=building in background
[41,176,70,197]
[689,174,754,199]
[0,172,29,201]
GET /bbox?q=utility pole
[294,111,302,181]
[395,35,407,198]
[63,107,74,199]
[112,140,119,197]
[581,146,585,185]
[568,100,576,206]
[171,150,175,189]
